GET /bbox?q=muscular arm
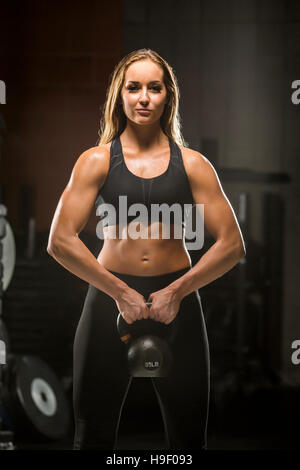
[169,149,246,299]
[47,146,129,301]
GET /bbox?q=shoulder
[177,144,216,183]
[77,143,110,162]
[74,144,111,169]
[71,144,111,184]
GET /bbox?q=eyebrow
[127,80,162,85]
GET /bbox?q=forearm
[47,236,129,301]
[169,240,245,300]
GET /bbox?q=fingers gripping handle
[117,301,152,343]
[117,300,178,344]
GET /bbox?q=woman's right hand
[115,287,150,324]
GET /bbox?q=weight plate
[1,354,71,440]
[31,378,57,417]
[2,220,16,291]
[0,319,10,364]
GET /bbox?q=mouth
[136,109,152,116]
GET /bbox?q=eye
[127,85,162,92]
[127,86,138,92]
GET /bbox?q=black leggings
[73,267,210,450]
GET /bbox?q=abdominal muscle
[97,221,191,276]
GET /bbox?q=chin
[131,117,154,125]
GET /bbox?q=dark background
[0,0,299,450]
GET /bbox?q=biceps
[50,184,97,240]
[202,196,240,242]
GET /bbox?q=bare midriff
[97,221,191,276]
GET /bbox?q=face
[120,59,168,125]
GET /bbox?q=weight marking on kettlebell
[144,361,159,369]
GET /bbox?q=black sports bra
[94,133,195,228]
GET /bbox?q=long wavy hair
[96,48,188,147]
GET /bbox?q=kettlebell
[117,302,178,377]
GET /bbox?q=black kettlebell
[117,302,178,377]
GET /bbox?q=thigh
[152,291,210,450]
[73,285,131,449]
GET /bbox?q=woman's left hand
[147,287,181,325]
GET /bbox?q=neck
[120,122,168,150]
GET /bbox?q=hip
[77,266,208,349]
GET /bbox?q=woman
[47,48,246,450]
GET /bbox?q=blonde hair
[96,48,189,147]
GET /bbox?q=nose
[139,87,150,105]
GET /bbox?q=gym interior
[0,0,300,451]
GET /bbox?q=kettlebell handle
[117,301,152,342]
[117,300,178,344]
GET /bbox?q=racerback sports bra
[94,133,195,228]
